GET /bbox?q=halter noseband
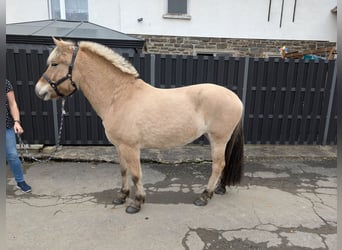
[42,46,79,97]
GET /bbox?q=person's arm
[7,91,24,134]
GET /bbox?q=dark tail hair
[220,119,244,187]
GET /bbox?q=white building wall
[6,0,337,42]
[88,0,122,31]
[6,0,49,24]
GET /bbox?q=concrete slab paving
[7,145,337,250]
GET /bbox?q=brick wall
[132,34,336,58]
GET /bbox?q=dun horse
[35,38,244,214]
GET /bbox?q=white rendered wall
[6,0,49,24]
[6,0,337,42]
[88,0,337,42]
[88,0,122,31]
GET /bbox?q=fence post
[52,99,59,145]
[322,61,337,145]
[241,57,249,127]
[150,54,155,86]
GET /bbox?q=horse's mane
[80,41,139,77]
[50,40,139,78]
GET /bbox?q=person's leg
[6,128,24,183]
[6,128,31,192]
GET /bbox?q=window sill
[162,14,191,20]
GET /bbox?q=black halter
[42,46,79,97]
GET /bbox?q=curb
[18,145,337,164]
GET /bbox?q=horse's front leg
[117,144,145,214]
[112,151,130,205]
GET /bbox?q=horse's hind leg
[194,140,226,206]
[117,144,145,214]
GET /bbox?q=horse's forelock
[47,40,76,65]
[47,47,60,65]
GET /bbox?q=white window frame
[49,0,88,21]
[163,0,191,20]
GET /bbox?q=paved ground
[7,145,337,250]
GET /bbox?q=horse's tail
[221,119,244,187]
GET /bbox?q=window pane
[168,0,187,14]
[51,0,61,19]
[65,0,88,21]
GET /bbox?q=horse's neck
[77,56,136,120]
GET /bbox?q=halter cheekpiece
[42,46,79,97]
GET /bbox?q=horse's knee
[132,175,139,185]
[132,174,145,191]
[121,168,127,177]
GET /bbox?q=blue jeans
[6,128,24,183]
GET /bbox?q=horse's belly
[140,133,201,149]
[139,119,206,149]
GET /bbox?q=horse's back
[146,82,243,126]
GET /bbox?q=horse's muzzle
[35,81,51,101]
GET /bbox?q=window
[168,0,187,15]
[50,0,61,19]
[163,0,191,20]
[50,0,88,21]
[65,0,88,21]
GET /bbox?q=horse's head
[35,37,79,100]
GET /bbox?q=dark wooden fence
[6,48,337,145]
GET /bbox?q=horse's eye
[51,63,58,67]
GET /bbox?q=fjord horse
[35,38,244,214]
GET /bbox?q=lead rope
[17,98,66,163]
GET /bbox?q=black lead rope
[17,98,67,163]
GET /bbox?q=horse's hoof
[193,197,208,206]
[126,205,141,214]
[214,185,226,195]
[112,198,126,205]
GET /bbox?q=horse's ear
[52,37,66,48]
[52,37,61,45]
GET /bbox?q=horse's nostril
[35,88,47,100]
[35,88,41,97]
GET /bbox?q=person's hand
[13,121,24,134]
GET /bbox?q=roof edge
[6,35,145,49]
[6,19,145,49]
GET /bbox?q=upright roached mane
[48,40,139,77]
[35,38,244,214]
